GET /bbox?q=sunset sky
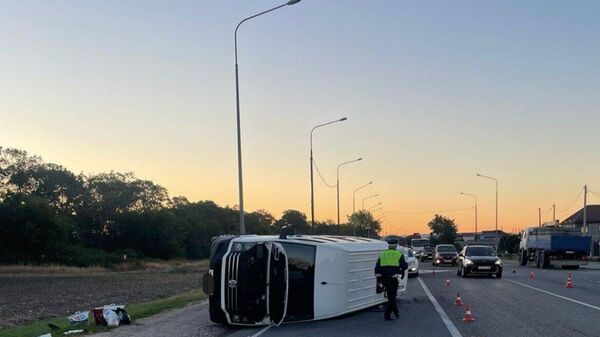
[2,1,600,235]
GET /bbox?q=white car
[398,246,419,277]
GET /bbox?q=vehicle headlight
[464,258,473,266]
[495,259,502,266]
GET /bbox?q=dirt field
[0,261,207,329]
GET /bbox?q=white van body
[206,235,408,326]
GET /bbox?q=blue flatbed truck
[518,226,591,269]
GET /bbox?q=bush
[56,245,124,267]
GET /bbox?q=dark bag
[116,308,132,325]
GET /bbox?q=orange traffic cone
[529,272,535,279]
[462,305,475,322]
[454,293,463,306]
[446,279,451,286]
[564,273,573,288]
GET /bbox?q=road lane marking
[249,325,272,337]
[417,277,463,337]
[506,279,600,312]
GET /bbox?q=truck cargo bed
[527,235,591,252]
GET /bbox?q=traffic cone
[446,279,451,286]
[564,273,573,288]
[462,305,475,322]
[454,293,463,306]
[529,272,535,279]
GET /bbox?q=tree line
[0,147,381,266]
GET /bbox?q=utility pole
[538,208,541,228]
[553,204,556,223]
[584,185,591,256]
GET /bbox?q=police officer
[375,238,408,321]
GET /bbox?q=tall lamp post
[337,158,363,234]
[362,194,378,210]
[352,181,373,213]
[310,117,347,234]
[460,192,478,241]
[476,173,498,251]
[234,0,302,235]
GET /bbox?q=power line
[311,158,336,188]
[558,188,584,213]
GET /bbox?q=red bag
[92,308,107,326]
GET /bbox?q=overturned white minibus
[203,229,407,326]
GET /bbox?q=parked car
[432,244,458,266]
[457,245,503,278]
[398,246,419,277]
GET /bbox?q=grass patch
[0,289,206,337]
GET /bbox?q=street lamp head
[357,157,363,161]
[368,181,373,185]
[287,0,302,5]
[339,117,348,121]
[476,173,482,177]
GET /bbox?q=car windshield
[437,246,456,253]
[466,247,496,256]
[411,239,429,247]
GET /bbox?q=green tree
[427,214,458,244]
[275,210,310,234]
[347,210,381,238]
[499,234,520,254]
[0,193,72,264]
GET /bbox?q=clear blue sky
[2,1,600,233]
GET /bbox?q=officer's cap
[386,238,399,245]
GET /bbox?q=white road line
[506,279,600,311]
[249,325,272,337]
[417,277,463,337]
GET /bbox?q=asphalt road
[94,261,600,337]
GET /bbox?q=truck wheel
[519,250,527,266]
[541,251,550,269]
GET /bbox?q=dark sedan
[457,245,503,278]
[432,244,458,266]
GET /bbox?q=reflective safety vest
[379,249,402,267]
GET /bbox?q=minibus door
[267,242,288,326]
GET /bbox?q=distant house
[561,205,600,256]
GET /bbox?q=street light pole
[310,117,347,234]
[337,158,363,234]
[234,0,302,235]
[476,173,498,251]
[460,192,478,241]
[352,181,373,214]
[362,194,378,210]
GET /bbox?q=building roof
[562,205,600,225]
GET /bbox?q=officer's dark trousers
[381,276,399,319]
